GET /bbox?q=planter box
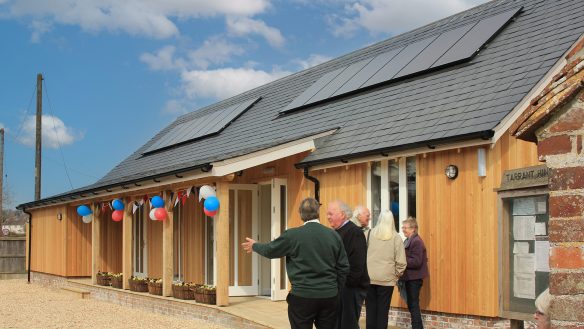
[172,285,194,300]
[129,279,148,292]
[194,286,205,303]
[148,281,162,296]
[111,276,123,289]
[203,290,216,305]
[96,275,111,286]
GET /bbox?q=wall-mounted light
[478,148,487,177]
[445,165,458,179]
[57,212,62,221]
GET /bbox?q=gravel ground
[0,279,229,329]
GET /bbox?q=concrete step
[61,286,91,299]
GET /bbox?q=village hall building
[18,0,584,328]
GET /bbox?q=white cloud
[18,115,81,148]
[4,0,271,40]
[294,54,333,70]
[163,99,190,116]
[181,67,290,100]
[140,45,185,71]
[226,16,285,48]
[189,37,245,69]
[328,0,488,37]
[29,19,52,42]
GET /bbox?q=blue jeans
[405,279,424,329]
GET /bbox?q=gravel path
[0,280,229,329]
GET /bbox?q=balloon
[112,210,124,222]
[204,208,217,217]
[82,214,93,224]
[199,185,216,201]
[151,195,164,208]
[204,196,220,211]
[77,205,92,217]
[149,208,157,221]
[112,199,124,211]
[154,208,167,220]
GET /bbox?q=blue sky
[0,0,486,208]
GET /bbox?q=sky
[0,0,487,208]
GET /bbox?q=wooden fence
[0,237,26,279]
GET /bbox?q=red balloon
[204,208,217,217]
[112,210,124,222]
[154,207,167,220]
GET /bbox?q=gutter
[23,207,32,284]
[303,167,320,203]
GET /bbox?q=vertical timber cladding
[98,207,123,273]
[66,207,92,276]
[30,206,67,276]
[415,132,540,317]
[181,194,205,284]
[148,208,163,279]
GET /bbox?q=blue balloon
[77,205,92,217]
[204,196,220,211]
[112,199,124,211]
[151,195,164,208]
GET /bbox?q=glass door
[133,206,148,277]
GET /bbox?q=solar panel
[144,97,261,154]
[432,7,522,68]
[395,23,474,78]
[280,7,522,115]
[362,36,437,88]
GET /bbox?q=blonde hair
[535,288,551,315]
[372,210,396,241]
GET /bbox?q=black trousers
[365,284,394,329]
[287,293,339,329]
[337,286,367,329]
[405,279,424,329]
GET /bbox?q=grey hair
[403,216,418,231]
[333,200,352,220]
[299,198,320,222]
[351,205,366,226]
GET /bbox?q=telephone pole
[35,74,42,201]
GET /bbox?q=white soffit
[211,129,338,176]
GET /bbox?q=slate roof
[18,0,584,209]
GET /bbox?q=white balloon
[82,214,93,224]
[199,185,216,201]
[149,208,157,221]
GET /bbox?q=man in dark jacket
[401,217,429,329]
[242,197,349,329]
[327,200,370,329]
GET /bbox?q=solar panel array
[280,7,521,115]
[144,97,261,154]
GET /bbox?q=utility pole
[0,128,4,222]
[35,74,42,201]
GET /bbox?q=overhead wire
[42,76,75,190]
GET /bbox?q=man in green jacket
[242,197,349,329]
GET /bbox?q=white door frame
[133,206,148,277]
[228,184,259,296]
[271,178,289,301]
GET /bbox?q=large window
[369,157,416,233]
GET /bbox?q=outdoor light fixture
[445,165,458,179]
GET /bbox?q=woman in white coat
[365,210,407,329]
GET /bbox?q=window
[369,157,417,233]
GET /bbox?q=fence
[0,237,26,279]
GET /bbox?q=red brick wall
[536,90,584,328]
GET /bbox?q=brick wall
[536,89,584,328]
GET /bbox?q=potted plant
[111,273,123,289]
[172,281,195,300]
[147,278,163,296]
[129,276,148,292]
[96,271,111,286]
[202,285,216,305]
[194,284,205,303]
